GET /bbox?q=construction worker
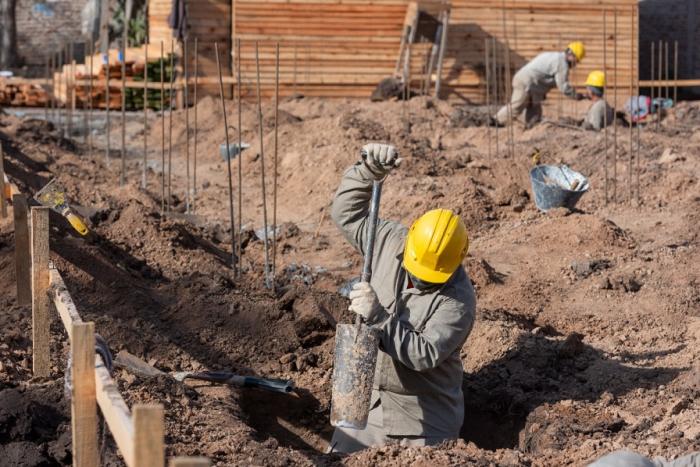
[328,143,477,453]
[581,70,614,131]
[492,42,587,127]
[589,450,700,466]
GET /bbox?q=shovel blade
[330,323,380,429]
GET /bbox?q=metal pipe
[254,43,271,289]
[143,37,148,189]
[272,43,280,293]
[184,37,190,213]
[215,43,237,280]
[193,37,198,213]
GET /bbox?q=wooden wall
[150,0,638,103]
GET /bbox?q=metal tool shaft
[356,179,383,329]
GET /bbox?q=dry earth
[1,95,699,466]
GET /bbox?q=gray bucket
[330,323,380,429]
[529,165,589,212]
[219,142,251,162]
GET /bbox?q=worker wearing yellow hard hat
[329,143,476,453]
[581,71,615,130]
[492,41,587,128]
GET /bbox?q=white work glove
[361,143,403,180]
[348,281,389,326]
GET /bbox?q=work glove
[361,143,403,180]
[348,281,389,326]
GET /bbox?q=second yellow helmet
[585,70,605,88]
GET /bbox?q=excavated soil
[1,95,700,466]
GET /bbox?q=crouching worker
[582,71,615,131]
[328,143,477,453]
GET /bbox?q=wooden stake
[143,37,148,189]
[628,6,634,205]
[603,9,609,205]
[168,39,175,212]
[193,38,198,213]
[254,42,271,289]
[70,321,99,467]
[674,41,678,104]
[272,43,280,293]
[133,404,165,467]
[184,37,191,214]
[613,7,618,204]
[31,206,50,377]
[0,143,6,218]
[237,38,243,272]
[121,35,127,187]
[170,458,210,467]
[485,39,491,159]
[105,52,111,167]
[215,43,237,279]
[13,194,31,306]
[160,41,165,212]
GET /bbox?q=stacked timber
[0,82,48,107]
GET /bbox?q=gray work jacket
[583,98,615,130]
[514,51,575,101]
[331,161,477,437]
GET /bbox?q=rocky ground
[0,94,699,466]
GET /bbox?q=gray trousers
[327,398,457,454]
[496,78,543,125]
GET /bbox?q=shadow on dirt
[461,330,683,451]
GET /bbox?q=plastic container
[529,165,589,212]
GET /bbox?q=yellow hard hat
[585,70,605,88]
[567,42,586,62]
[403,209,468,284]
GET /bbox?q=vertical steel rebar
[58,47,63,139]
[105,50,110,167]
[82,41,88,144]
[193,38,198,213]
[68,42,73,139]
[44,52,49,122]
[168,39,175,212]
[493,37,500,158]
[657,39,662,128]
[613,7,618,204]
[50,50,55,124]
[673,41,678,105]
[237,38,243,271]
[255,43,271,289]
[485,38,491,159]
[143,37,148,189]
[651,42,654,129]
[120,35,126,187]
[215,43,237,280]
[628,7,634,205]
[665,41,669,102]
[184,37,190,214]
[293,42,298,97]
[160,41,165,213]
[505,40,514,159]
[603,9,608,205]
[88,40,94,159]
[636,30,641,205]
[272,43,280,293]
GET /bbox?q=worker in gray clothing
[589,450,700,467]
[328,143,477,453]
[581,70,615,131]
[493,42,586,127]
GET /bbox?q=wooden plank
[13,194,31,306]
[71,322,99,467]
[31,206,50,377]
[49,266,84,341]
[133,405,165,467]
[0,143,6,218]
[170,458,211,467]
[639,79,700,87]
[95,355,136,466]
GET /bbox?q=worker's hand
[348,281,389,326]
[575,93,587,101]
[361,143,403,180]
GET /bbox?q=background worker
[329,143,477,453]
[493,42,587,127]
[581,70,615,131]
[589,450,700,467]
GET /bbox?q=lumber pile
[0,82,48,107]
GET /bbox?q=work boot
[487,115,505,128]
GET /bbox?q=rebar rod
[603,9,608,205]
[493,37,500,158]
[160,41,165,213]
[237,38,243,272]
[505,39,514,159]
[50,50,55,124]
[120,35,126,187]
[657,40,662,128]
[293,42,298,97]
[44,52,49,122]
[651,42,654,129]
[558,35,563,121]
[485,38,491,159]
[193,37,199,213]
[58,48,63,141]
[272,43,280,293]
[88,40,94,158]
[215,43,237,280]
[82,41,88,144]
[184,37,190,214]
[168,39,175,212]
[674,41,678,105]
[665,41,669,102]
[628,7,634,205]
[613,7,618,204]
[68,42,74,139]
[105,50,110,167]
[143,37,148,189]
[636,30,641,205]
[255,43,272,288]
